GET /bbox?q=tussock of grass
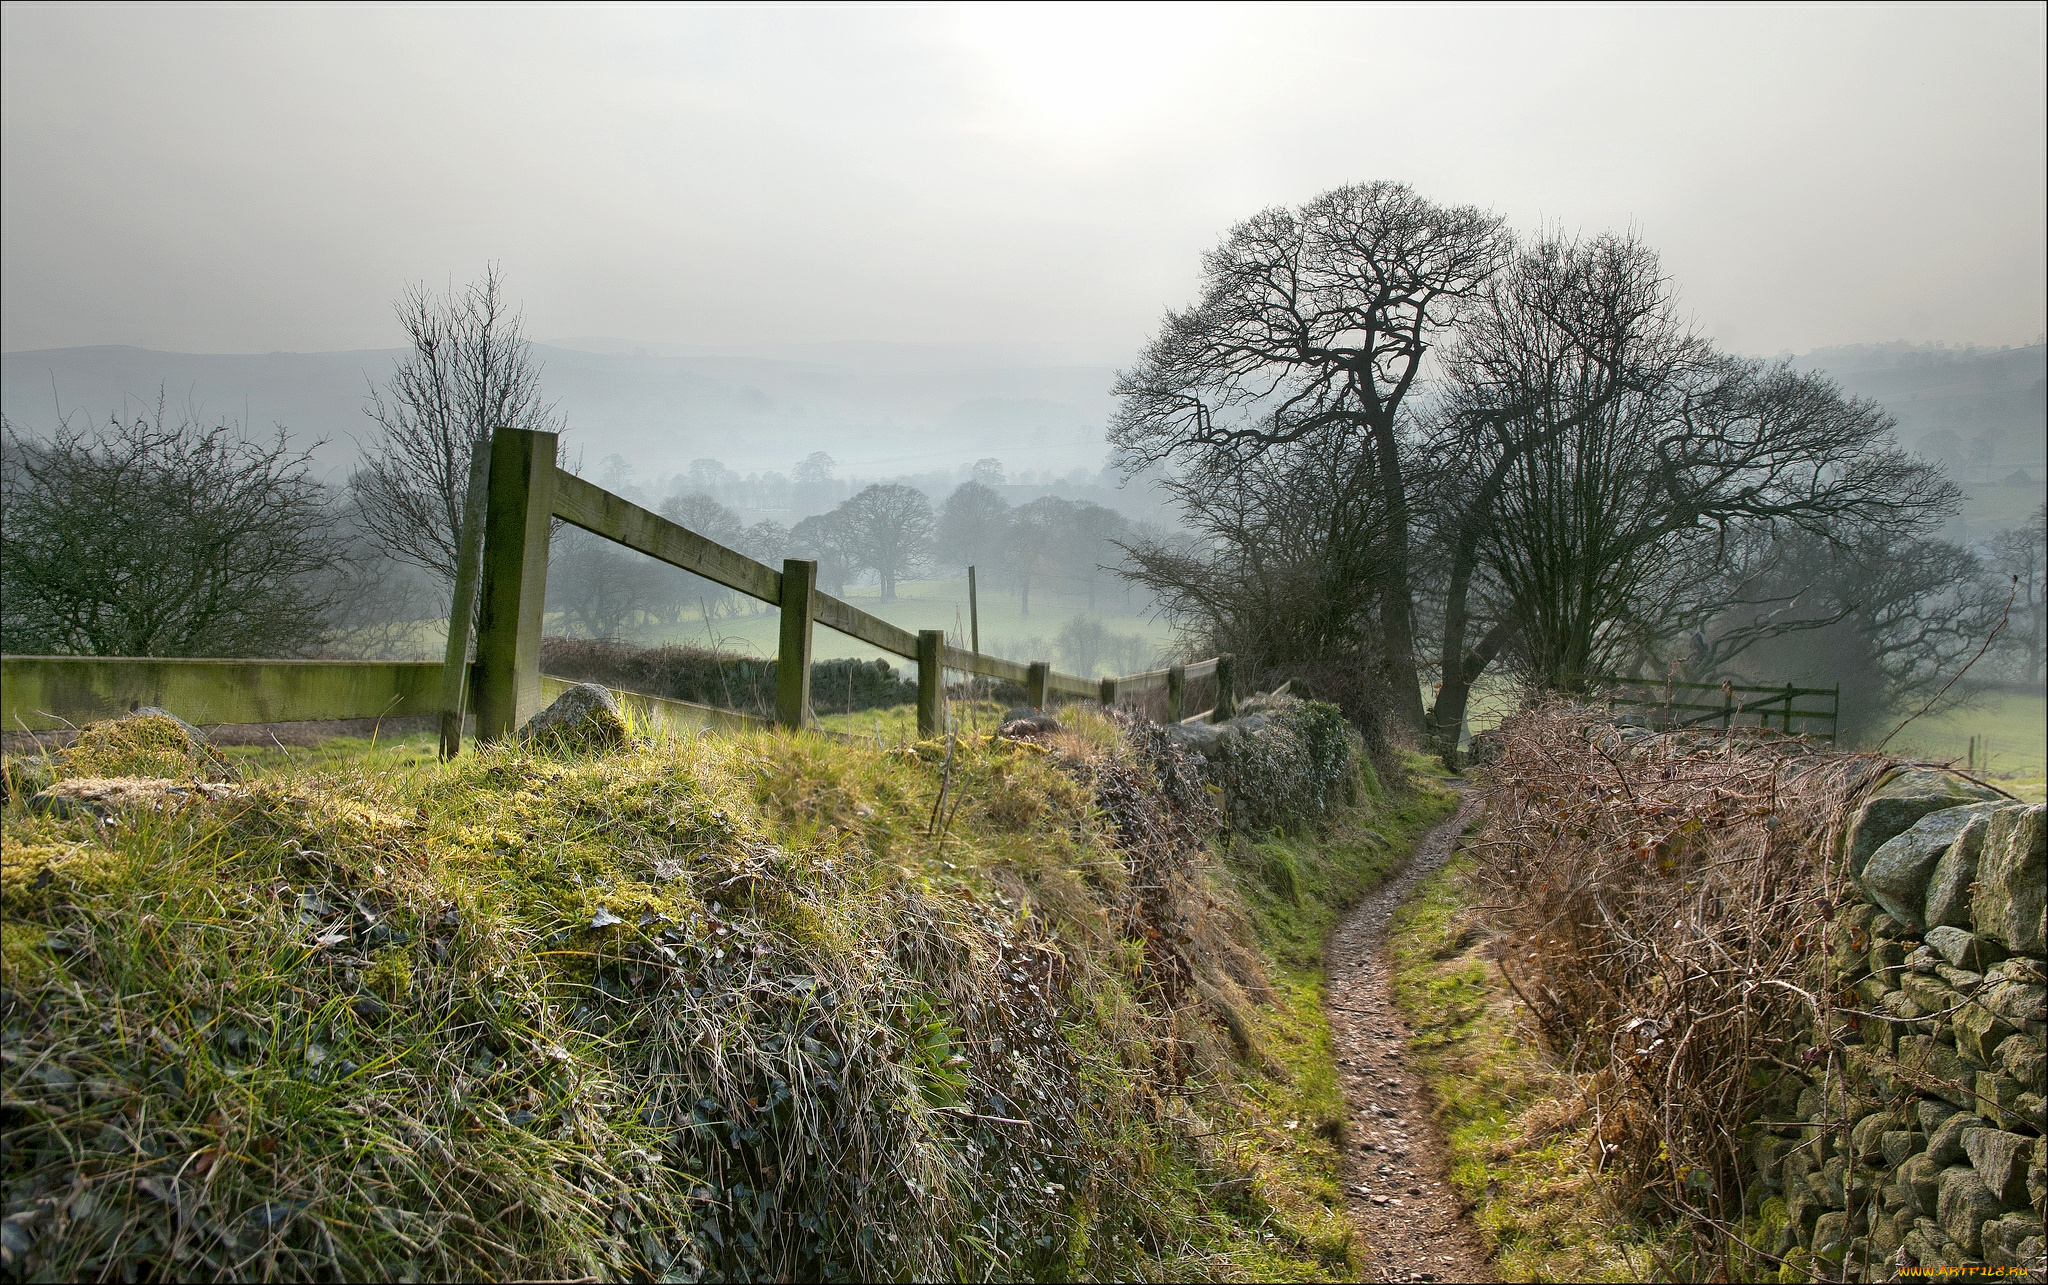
[1,703,1451,1282]
[1387,855,1665,1282]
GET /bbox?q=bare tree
[836,483,935,601]
[545,531,669,640]
[1119,425,1394,678]
[789,513,854,597]
[2,402,342,657]
[1112,181,1508,731]
[1421,231,1957,752]
[350,266,562,584]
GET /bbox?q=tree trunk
[1369,416,1426,733]
[437,431,492,759]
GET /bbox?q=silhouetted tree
[789,512,854,597]
[1987,503,2046,683]
[936,481,1011,580]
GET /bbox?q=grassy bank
[1,707,1449,1282]
[1385,856,1664,1282]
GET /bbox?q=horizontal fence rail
[1,657,444,731]
[1583,674,1840,745]
[0,655,768,738]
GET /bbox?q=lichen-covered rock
[1862,804,2006,929]
[1993,1034,2045,1092]
[518,683,629,753]
[1926,925,2005,973]
[1925,812,1990,928]
[1935,1165,2004,1256]
[1844,768,2004,878]
[1957,1011,2014,1072]
[1963,1127,2034,1206]
[1977,975,2047,1027]
[1881,1130,1924,1168]
[1901,1151,1940,1213]
[27,775,243,820]
[61,707,225,780]
[1811,1209,1859,1262]
[1981,1213,2041,1270]
[1972,804,2045,956]
[1927,1110,1976,1167]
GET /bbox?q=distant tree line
[544,472,1151,641]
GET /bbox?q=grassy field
[355,579,1181,678]
[1885,687,2047,798]
[626,577,1178,675]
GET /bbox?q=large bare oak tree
[1111,181,1507,731]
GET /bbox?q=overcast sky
[3,2,2043,360]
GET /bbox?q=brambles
[1467,706,1883,1270]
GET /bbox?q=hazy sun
[953,2,1229,140]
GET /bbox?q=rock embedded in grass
[518,682,630,753]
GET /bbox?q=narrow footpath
[1326,788,1495,1285]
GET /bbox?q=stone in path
[1325,788,1495,1285]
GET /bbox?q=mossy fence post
[1026,661,1049,711]
[473,427,558,742]
[1212,654,1237,723]
[777,559,817,729]
[1166,663,1186,722]
[917,629,944,738]
[1098,676,1117,707]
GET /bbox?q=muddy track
[1327,788,1494,1285]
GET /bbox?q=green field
[610,576,1180,677]
[1886,688,2047,798]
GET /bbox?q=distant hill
[1790,340,2047,474]
[0,339,1128,490]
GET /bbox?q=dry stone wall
[1751,766,2046,1280]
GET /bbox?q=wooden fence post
[917,629,945,738]
[472,428,557,742]
[777,559,817,730]
[1026,661,1048,711]
[1167,663,1186,722]
[1098,676,1117,707]
[1783,682,1795,734]
[1212,654,1236,723]
[1720,685,1734,733]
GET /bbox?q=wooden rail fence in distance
[3,425,1236,744]
[1584,674,1840,746]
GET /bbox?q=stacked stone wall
[1749,767,2045,1280]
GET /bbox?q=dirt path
[1327,788,1494,1285]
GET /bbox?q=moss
[363,946,413,1002]
[59,713,204,779]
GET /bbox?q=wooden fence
[1585,674,1841,745]
[3,426,1233,746]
